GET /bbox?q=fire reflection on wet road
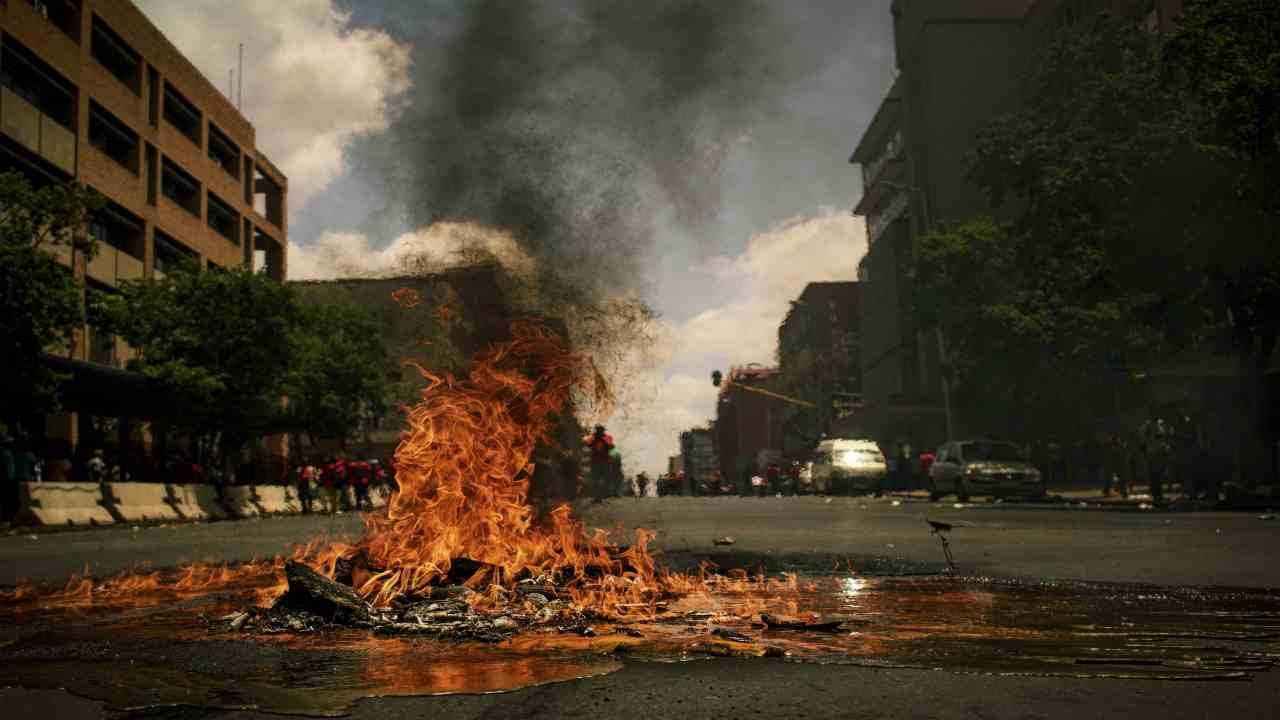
[1,574,1278,716]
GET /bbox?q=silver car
[928,441,1045,502]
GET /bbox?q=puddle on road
[2,575,1279,715]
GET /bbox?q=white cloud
[136,0,411,212]
[614,211,868,476]
[286,222,534,281]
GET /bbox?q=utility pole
[237,43,244,110]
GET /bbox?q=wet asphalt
[2,494,1279,719]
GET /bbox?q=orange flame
[353,320,673,617]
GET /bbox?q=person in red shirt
[766,462,782,496]
[583,425,614,503]
[919,451,937,477]
[788,461,803,495]
[348,455,372,510]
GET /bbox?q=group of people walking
[284,455,391,514]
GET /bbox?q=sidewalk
[889,487,1277,512]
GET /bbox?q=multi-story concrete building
[777,281,863,437]
[850,0,1183,447]
[1,0,287,457]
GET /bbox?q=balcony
[866,190,909,246]
[862,129,904,189]
[85,241,144,287]
[0,86,75,174]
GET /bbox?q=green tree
[1164,0,1280,485]
[936,4,1279,480]
[0,171,102,437]
[99,265,297,468]
[285,303,390,448]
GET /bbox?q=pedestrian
[583,425,614,504]
[321,457,342,514]
[349,455,373,511]
[295,461,313,514]
[921,448,942,476]
[87,450,107,484]
[766,462,782,497]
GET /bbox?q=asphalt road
[2,496,1279,719]
[3,495,1276,588]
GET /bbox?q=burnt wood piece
[444,557,496,586]
[759,613,845,632]
[277,560,373,626]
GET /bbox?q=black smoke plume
[348,0,806,301]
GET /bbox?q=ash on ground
[220,560,609,643]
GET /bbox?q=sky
[135,0,897,476]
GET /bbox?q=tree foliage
[285,303,389,445]
[916,4,1280,446]
[99,265,298,450]
[0,171,102,436]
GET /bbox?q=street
[2,496,1278,719]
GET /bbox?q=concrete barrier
[17,482,115,527]
[102,482,182,522]
[221,486,259,518]
[165,484,230,521]
[253,485,300,515]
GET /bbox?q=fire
[353,320,672,617]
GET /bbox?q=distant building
[714,365,787,491]
[1,0,287,469]
[667,454,683,476]
[679,427,717,494]
[777,281,862,440]
[850,0,1182,449]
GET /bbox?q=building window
[207,123,240,179]
[153,228,198,277]
[160,156,200,217]
[162,81,202,146]
[252,165,284,227]
[92,203,145,258]
[147,66,160,127]
[0,40,76,129]
[88,101,139,174]
[90,14,141,95]
[207,190,239,243]
[145,143,157,205]
[29,0,81,42]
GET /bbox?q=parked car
[928,440,1044,502]
[810,439,887,496]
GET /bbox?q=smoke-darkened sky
[138,0,896,473]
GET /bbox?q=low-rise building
[1,0,287,468]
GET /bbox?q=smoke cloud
[345,0,821,300]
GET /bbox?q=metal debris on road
[713,536,736,545]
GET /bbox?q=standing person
[766,462,782,497]
[349,455,372,510]
[296,460,314,515]
[321,457,341,515]
[1144,417,1170,503]
[750,468,767,497]
[583,425,614,504]
[1100,435,1120,497]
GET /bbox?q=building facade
[678,427,717,494]
[777,281,862,438]
[714,366,788,492]
[1,0,287,459]
[850,0,1183,448]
